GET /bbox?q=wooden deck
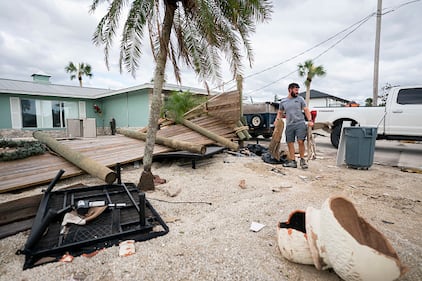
[0,116,238,193]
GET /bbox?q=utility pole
[373,0,382,106]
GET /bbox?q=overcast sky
[0,0,421,105]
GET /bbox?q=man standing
[275,83,313,169]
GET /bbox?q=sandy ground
[0,136,421,281]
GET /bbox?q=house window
[17,98,79,128]
[52,101,64,127]
[21,99,37,127]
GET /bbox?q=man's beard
[291,92,297,97]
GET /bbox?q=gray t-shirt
[279,96,307,126]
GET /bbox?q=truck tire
[251,115,263,128]
[330,123,342,148]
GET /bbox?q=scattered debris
[225,150,244,157]
[261,152,288,164]
[119,240,136,257]
[70,272,87,281]
[59,253,74,263]
[250,222,265,232]
[153,174,167,185]
[246,144,268,156]
[82,249,103,258]
[164,217,180,223]
[164,186,182,197]
[239,179,246,189]
[401,167,422,174]
[298,175,308,181]
[270,167,286,175]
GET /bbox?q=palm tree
[162,91,206,123]
[365,97,373,107]
[298,59,326,106]
[65,62,93,87]
[90,0,273,189]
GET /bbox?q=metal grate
[19,180,168,269]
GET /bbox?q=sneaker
[283,160,297,168]
[300,158,308,169]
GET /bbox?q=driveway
[315,135,422,171]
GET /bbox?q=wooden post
[33,131,116,184]
[236,75,245,147]
[269,119,286,160]
[181,118,239,151]
[237,75,243,119]
[116,128,206,154]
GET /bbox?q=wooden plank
[0,117,238,193]
[0,218,34,239]
[0,194,42,226]
[0,183,86,239]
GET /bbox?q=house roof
[0,78,111,99]
[96,82,215,98]
[0,77,216,99]
[299,89,349,103]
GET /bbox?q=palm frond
[119,0,152,76]
[91,0,126,70]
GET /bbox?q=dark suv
[243,102,279,138]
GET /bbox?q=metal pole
[373,0,382,106]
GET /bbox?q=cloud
[0,0,421,106]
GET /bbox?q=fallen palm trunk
[307,127,316,160]
[268,119,286,160]
[117,128,206,155]
[180,118,239,151]
[33,131,116,184]
[307,121,332,160]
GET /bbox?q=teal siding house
[0,74,209,138]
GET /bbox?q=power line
[215,11,377,93]
[244,13,375,81]
[312,15,374,61]
[244,0,421,98]
[382,0,421,15]
[215,0,421,96]
[245,14,374,96]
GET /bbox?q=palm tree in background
[65,62,93,87]
[90,0,273,189]
[298,59,326,106]
[365,97,373,107]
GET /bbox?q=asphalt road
[315,135,422,171]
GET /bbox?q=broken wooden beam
[269,119,286,160]
[33,131,116,184]
[180,118,239,151]
[116,128,206,155]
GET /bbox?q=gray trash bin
[344,127,377,169]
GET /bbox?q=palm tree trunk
[305,83,311,107]
[139,3,176,190]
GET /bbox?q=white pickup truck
[312,85,422,147]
